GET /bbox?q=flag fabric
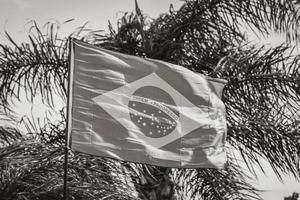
[67,39,227,168]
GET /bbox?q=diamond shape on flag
[92,73,211,148]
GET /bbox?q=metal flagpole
[63,140,69,200]
[63,37,74,200]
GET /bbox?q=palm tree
[1,0,300,199]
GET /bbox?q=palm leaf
[0,139,140,200]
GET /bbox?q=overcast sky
[0,0,299,199]
[0,0,183,44]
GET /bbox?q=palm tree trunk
[137,168,177,200]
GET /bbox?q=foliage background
[0,0,300,199]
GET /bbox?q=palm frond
[214,0,300,42]
[220,44,300,179]
[0,21,69,110]
[0,140,140,200]
[0,126,22,148]
[173,160,261,200]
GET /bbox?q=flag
[67,39,227,168]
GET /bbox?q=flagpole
[63,142,69,200]
[63,37,73,200]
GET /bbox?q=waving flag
[67,39,227,168]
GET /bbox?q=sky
[0,0,183,44]
[0,0,299,199]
